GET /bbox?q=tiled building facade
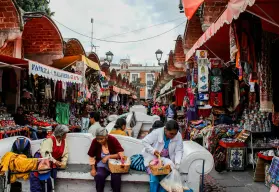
[109,59,161,100]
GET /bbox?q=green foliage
[15,0,54,17]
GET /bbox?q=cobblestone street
[204,169,269,192]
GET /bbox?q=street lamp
[155,49,164,66]
[106,51,114,66]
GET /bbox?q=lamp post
[155,49,164,66]
[178,0,184,13]
[105,51,114,66]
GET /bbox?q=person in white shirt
[142,120,183,192]
[88,112,102,137]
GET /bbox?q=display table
[254,153,274,182]
[219,140,247,171]
[0,127,30,139]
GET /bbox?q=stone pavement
[203,169,270,192]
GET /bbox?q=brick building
[105,59,161,100]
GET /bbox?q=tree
[15,0,55,17]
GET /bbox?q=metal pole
[246,10,279,28]
[200,159,205,192]
[91,18,94,53]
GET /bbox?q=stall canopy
[160,76,187,95]
[28,60,82,84]
[0,55,28,68]
[112,86,130,95]
[52,55,100,70]
[182,0,204,20]
[186,0,279,61]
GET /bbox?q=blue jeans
[150,174,166,192]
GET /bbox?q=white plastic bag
[160,169,184,192]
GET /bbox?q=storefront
[180,0,279,188]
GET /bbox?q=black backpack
[11,137,32,158]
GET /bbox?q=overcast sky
[49,0,187,65]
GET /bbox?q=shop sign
[28,61,82,84]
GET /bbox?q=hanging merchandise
[229,25,238,61]
[196,50,208,59]
[198,93,209,101]
[233,80,240,110]
[259,32,273,113]
[198,59,209,92]
[209,58,222,69]
[55,81,63,101]
[210,92,223,107]
[268,157,279,186]
[56,102,70,125]
[210,76,222,93]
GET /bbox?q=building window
[131,74,139,82]
[146,73,154,87]
[147,89,152,99]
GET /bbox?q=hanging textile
[210,93,223,107]
[268,157,279,185]
[271,35,279,112]
[56,102,70,125]
[259,32,273,112]
[210,76,222,93]
[229,24,238,61]
[175,88,186,107]
[198,59,209,92]
[233,80,240,110]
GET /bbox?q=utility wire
[53,18,186,44]
[102,17,185,39]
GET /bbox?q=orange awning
[52,55,100,70]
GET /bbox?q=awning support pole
[62,60,79,70]
[255,4,276,23]
[246,10,279,28]
[0,61,23,70]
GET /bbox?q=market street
[1,0,279,192]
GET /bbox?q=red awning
[172,76,187,87]
[186,0,256,61]
[0,55,28,68]
[182,0,204,20]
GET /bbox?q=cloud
[49,0,186,65]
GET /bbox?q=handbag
[130,154,146,172]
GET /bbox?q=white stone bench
[0,133,214,192]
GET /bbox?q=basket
[108,156,131,173]
[149,158,171,176]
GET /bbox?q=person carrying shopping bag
[142,120,184,192]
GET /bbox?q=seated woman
[88,127,124,192]
[110,118,129,136]
[142,120,184,192]
[30,125,69,192]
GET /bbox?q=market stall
[180,0,279,188]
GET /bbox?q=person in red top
[30,125,69,192]
[88,127,124,192]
